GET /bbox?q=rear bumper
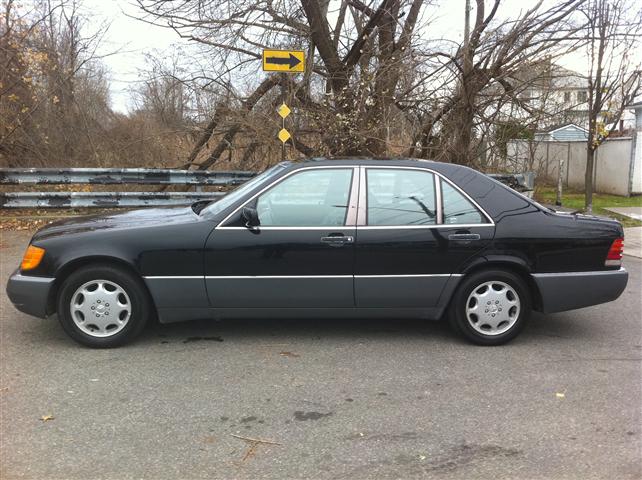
[532,267,628,314]
[5,270,55,318]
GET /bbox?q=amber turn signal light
[21,245,45,271]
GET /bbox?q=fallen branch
[230,433,282,445]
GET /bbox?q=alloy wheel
[465,280,521,336]
[70,279,131,337]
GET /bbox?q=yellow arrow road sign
[263,50,305,73]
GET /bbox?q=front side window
[366,169,437,226]
[202,163,286,216]
[256,168,353,226]
[441,180,486,225]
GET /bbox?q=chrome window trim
[357,224,495,230]
[216,226,357,231]
[216,165,358,230]
[435,175,443,225]
[356,166,367,226]
[345,167,360,226]
[359,165,494,228]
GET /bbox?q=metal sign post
[262,49,304,160]
[278,103,291,161]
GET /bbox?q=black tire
[448,269,531,346]
[56,264,151,348]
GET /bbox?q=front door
[354,167,495,308]
[204,167,357,308]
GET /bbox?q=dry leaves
[279,351,300,358]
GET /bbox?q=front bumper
[6,270,55,318]
[532,267,628,314]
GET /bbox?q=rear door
[354,166,495,308]
[204,166,358,308]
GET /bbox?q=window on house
[563,91,571,102]
[577,91,587,103]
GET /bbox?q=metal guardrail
[0,168,252,208]
[0,192,225,208]
[0,168,255,185]
[0,167,535,208]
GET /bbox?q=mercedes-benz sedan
[6,159,628,347]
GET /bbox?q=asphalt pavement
[1,230,641,480]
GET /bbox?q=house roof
[537,123,588,134]
[547,123,589,134]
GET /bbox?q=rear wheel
[449,269,531,346]
[57,264,150,348]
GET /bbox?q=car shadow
[141,315,460,347]
[17,310,599,349]
[137,310,598,348]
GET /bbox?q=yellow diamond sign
[278,103,291,119]
[278,128,291,143]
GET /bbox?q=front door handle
[321,235,354,246]
[448,233,481,241]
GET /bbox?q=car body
[6,158,629,347]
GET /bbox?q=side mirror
[241,206,260,229]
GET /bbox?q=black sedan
[6,158,628,347]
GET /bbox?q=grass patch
[534,187,642,227]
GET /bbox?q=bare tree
[427,0,583,167]
[581,0,641,212]
[0,0,114,167]
[133,0,433,166]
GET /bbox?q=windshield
[200,163,287,216]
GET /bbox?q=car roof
[284,157,455,171]
[301,157,435,166]
[284,157,478,178]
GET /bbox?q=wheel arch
[47,256,156,316]
[459,257,543,312]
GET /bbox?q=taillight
[605,238,623,267]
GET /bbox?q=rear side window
[366,169,437,226]
[441,180,486,224]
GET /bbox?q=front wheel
[56,264,151,348]
[448,269,531,346]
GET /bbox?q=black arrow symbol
[265,53,301,69]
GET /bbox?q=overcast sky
[83,0,636,113]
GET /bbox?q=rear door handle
[321,235,354,246]
[448,233,481,241]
